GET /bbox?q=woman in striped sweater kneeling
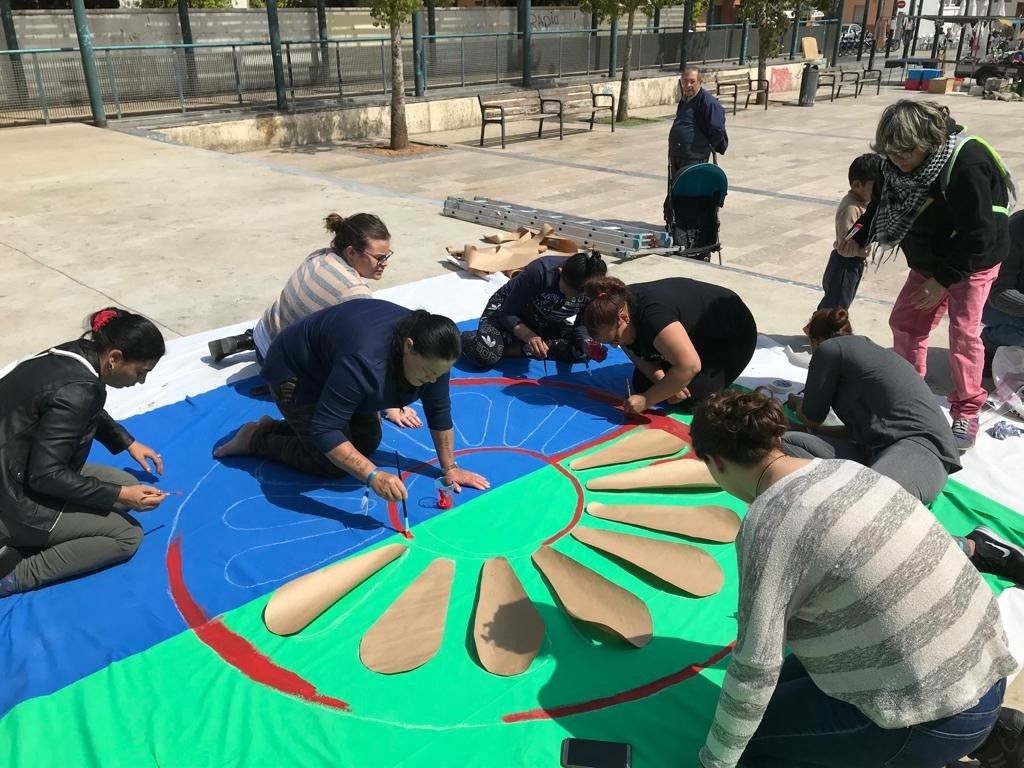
[690,388,1022,768]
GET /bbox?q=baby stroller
[665,161,728,263]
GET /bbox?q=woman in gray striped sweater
[690,389,1021,768]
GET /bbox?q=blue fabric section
[0,326,633,719]
[672,163,729,207]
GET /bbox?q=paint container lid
[768,379,794,394]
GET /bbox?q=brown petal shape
[474,557,545,676]
[569,429,686,471]
[585,457,718,491]
[532,545,652,648]
[360,558,455,674]
[587,502,740,543]
[263,543,406,636]
[571,527,724,597]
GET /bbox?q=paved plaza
[3,87,1022,390]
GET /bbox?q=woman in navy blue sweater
[215,300,489,502]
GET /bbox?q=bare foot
[213,421,261,458]
[255,414,277,433]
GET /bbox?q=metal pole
[901,0,916,58]
[265,0,287,111]
[0,0,27,99]
[412,10,425,95]
[609,16,618,76]
[653,7,661,31]
[910,14,921,56]
[789,1,801,60]
[70,0,106,128]
[176,0,197,97]
[591,7,599,36]
[984,0,994,56]
[316,0,328,74]
[522,0,531,86]
[930,0,944,59]
[955,23,966,66]
[832,0,846,64]
[176,0,193,44]
[857,0,869,61]
[868,0,884,69]
[884,0,897,58]
[739,19,750,64]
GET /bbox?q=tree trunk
[389,21,409,150]
[757,53,768,105]
[616,9,636,122]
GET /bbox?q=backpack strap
[942,135,1016,215]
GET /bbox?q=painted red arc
[166,539,350,712]
[502,643,734,723]
[166,375,723,721]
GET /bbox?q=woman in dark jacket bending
[0,308,167,598]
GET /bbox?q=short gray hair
[681,66,702,81]
[871,99,950,155]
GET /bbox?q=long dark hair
[83,308,165,362]
[691,389,788,466]
[560,251,607,292]
[392,310,460,361]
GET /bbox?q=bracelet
[365,469,380,487]
[441,462,458,475]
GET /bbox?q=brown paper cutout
[360,558,455,674]
[532,545,652,647]
[585,458,718,492]
[541,235,579,254]
[587,502,740,543]
[571,527,724,597]
[263,543,407,636]
[474,557,545,676]
[569,429,686,471]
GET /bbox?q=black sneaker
[968,527,1024,586]
[207,330,255,363]
[971,707,1024,768]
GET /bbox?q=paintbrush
[543,357,549,377]
[395,449,409,532]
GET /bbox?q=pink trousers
[889,265,1000,419]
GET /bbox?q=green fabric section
[2,420,1021,768]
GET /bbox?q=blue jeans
[739,655,1005,768]
[982,303,1024,353]
[818,250,865,311]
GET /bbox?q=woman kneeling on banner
[460,251,608,369]
[0,308,167,598]
[582,275,757,413]
[214,299,489,502]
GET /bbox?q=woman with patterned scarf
[870,100,1012,451]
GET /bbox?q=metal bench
[818,63,882,101]
[536,84,615,140]
[478,92,545,149]
[715,72,769,115]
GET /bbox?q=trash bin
[798,62,819,106]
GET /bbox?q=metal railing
[0,22,839,127]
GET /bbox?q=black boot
[970,706,1024,767]
[208,330,256,363]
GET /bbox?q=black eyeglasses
[361,249,394,265]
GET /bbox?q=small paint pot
[767,379,794,394]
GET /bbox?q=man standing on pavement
[665,67,728,224]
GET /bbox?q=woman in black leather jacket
[0,308,166,598]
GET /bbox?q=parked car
[955,49,1024,85]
